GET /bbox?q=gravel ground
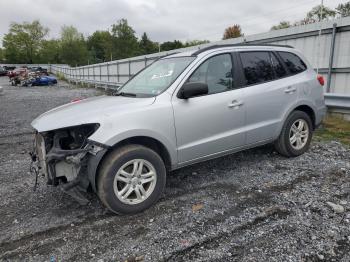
[0,76,349,262]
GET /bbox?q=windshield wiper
[115,92,137,97]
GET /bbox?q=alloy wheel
[289,119,309,150]
[113,159,157,205]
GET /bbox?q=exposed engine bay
[30,124,107,204]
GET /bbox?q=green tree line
[0,19,209,66]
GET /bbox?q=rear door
[238,51,297,144]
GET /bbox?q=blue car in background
[30,76,57,86]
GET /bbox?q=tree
[0,48,4,63]
[2,20,48,63]
[111,19,140,59]
[293,4,336,26]
[139,32,158,55]
[37,39,61,64]
[271,21,291,31]
[306,4,336,21]
[336,2,350,17]
[184,40,210,47]
[160,40,183,51]
[2,38,23,63]
[87,30,113,63]
[223,24,243,40]
[60,25,89,66]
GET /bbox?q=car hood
[31,95,156,132]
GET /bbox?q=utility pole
[316,0,324,74]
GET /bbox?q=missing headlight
[30,123,104,204]
[55,123,99,150]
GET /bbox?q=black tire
[97,144,166,215]
[274,110,313,157]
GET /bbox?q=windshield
[117,56,195,97]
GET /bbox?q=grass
[56,72,67,81]
[314,116,350,145]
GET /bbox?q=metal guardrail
[67,77,122,90]
[324,93,350,110]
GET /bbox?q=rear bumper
[315,105,327,128]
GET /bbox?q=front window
[188,53,235,94]
[117,57,195,97]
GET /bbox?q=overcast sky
[0,0,347,45]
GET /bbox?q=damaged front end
[30,123,107,204]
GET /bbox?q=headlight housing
[44,123,100,151]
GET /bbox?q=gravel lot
[0,76,349,262]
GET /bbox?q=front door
[172,53,246,164]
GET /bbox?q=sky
[0,0,347,45]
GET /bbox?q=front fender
[87,130,177,192]
[90,129,178,167]
[87,147,108,192]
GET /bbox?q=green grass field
[314,116,350,146]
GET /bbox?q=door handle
[228,100,244,108]
[284,86,297,94]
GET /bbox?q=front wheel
[274,110,313,157]
[97,145,166,214]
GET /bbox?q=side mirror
[177,82,208,99]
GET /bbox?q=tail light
[317,75,325,86]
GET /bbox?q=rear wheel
[274,110,313,157]
[97,144,166,214]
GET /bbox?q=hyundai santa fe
[31,44,326,214]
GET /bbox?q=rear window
[278,52,307,74]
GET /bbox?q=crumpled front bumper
[31,132,108,204]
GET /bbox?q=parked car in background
[29,66,49,76]
[0,67,7,76]
[7,67,55,86]
[3,66,16,71]
[7,67,26,79]
[31,44,326,214]
[30,75,57,86]
[8,68,28,86]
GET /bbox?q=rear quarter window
[278,51,307,75]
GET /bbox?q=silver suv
[31,44,326,214]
